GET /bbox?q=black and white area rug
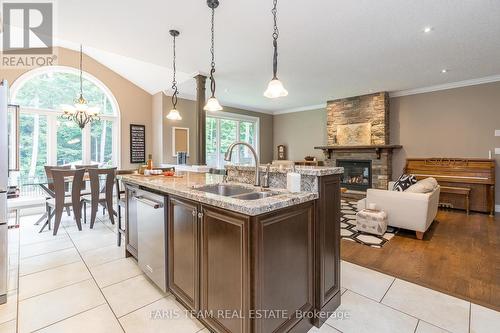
[341,200,398,248]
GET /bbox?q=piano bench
[439,186,471,215]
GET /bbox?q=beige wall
[273,82,500,206]
[160,93,274,165]
[390,81,500,205]
[3,47,153,170]
[273,109,327,161]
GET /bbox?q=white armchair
[357,181,440,239]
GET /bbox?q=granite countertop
[118,172,318,216]
[225,164,344,176]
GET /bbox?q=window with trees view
[11,67,119,181]
[206,113,259,169]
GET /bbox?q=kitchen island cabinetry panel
[168,197,200,311]
[253,203,314,333]
[200,206,251,333]
[120,169,342,333]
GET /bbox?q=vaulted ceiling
[49,0,500,112]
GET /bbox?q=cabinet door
[168,196,199,310]
[200,206,250,333]
[314,175,341,326]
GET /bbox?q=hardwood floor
[341,209,500,311]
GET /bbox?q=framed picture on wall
[130,124,146,164]
[172,127,190,157]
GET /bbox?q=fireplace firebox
[337,160,372,191]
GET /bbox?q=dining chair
[75,164,98,200]
[81,167,117,228]
[115,169,137,246]
[74,164,99,171]
[43,165,72,217]
[40,168,86,235]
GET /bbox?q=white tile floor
[1,212,499,333]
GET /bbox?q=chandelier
[61,45,100,129]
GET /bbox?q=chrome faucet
[224,141,260,186]
[262,163,271,188]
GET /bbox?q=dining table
[9,169,137,228]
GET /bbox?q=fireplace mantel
[315,145,402,159]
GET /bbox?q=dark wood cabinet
[313,175,341,326]
[168,197,200,311]
[200,206,251,333]
[252,203,315,333]
[168,197,317,333]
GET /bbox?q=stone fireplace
[315,92,401,191]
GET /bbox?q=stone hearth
[316,92,400,190]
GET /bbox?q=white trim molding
[390,75,500,98]
[273,103,327,115]
[496,205,500,213]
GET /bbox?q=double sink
[194,184,279,201]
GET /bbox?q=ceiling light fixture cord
[79,44,83,96]
[172,33,178,109]
[210,6,216,98]
[272,0,279,80]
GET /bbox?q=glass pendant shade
[264,79,288,98]
[166,108,182,120]
[204,97,223,112]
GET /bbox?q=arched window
[11,66,120,180]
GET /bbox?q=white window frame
[10,66,121,168]
[206,111,260,169]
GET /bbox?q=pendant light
[204,0,223,112]
[61,45,100,129]
[166,29,182,120]
[264,0,288,98]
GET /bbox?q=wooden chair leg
[53,206,64,236]
[90,200,98,229]
[74,203,83,231]
[106,198,115,225]
[415,231,424,240]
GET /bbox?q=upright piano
[405,158,496,216]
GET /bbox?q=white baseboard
[496,205,500,213]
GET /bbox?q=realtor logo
[2,1,53,54]
[1,1,57,68]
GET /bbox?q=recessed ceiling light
[423,26,433,33]
[441,69,448,73]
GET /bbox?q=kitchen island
[120,166,342,333]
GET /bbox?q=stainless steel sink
[195,184,255,197]
[231,191,279,200]
[195,184,280,200]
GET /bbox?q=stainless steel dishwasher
[133,189,167,293]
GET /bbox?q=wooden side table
[440,186,471,215]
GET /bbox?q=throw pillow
[405,177,438,193]
[392,174,417,191]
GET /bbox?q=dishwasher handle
[133,196,164,209]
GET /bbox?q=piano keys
[405,158,496,216]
